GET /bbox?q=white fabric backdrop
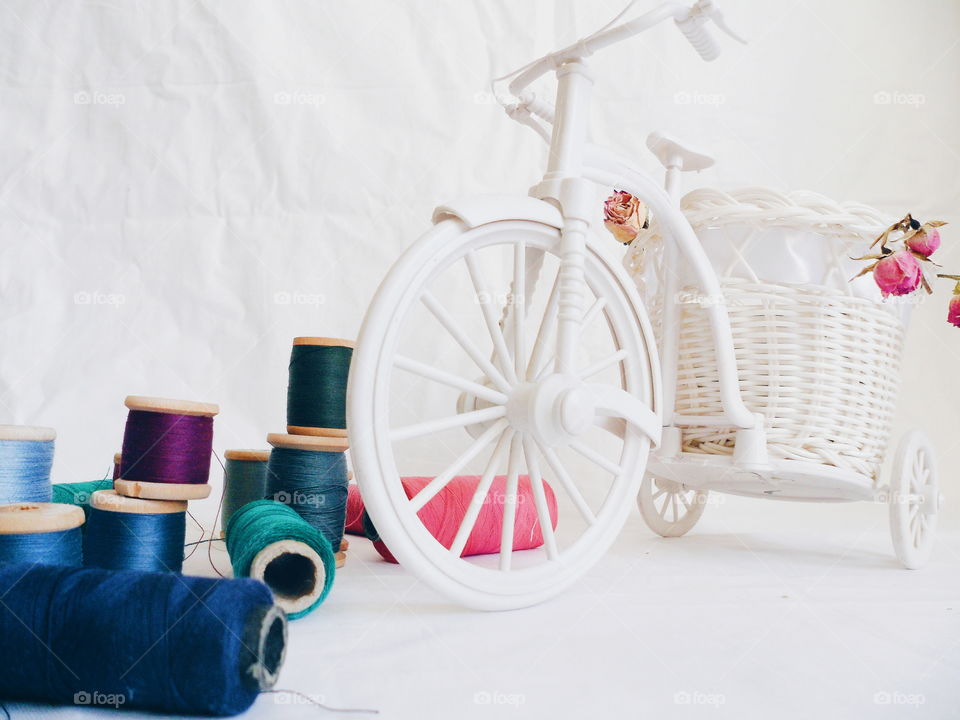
[0,1,959,718]
[0,0,957,526]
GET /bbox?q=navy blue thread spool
[221,449,271,537]
[85,490,187,573]
[265,433,349,567]
[0,563,287,716]
[0,425,55,504]
[286,337,353,438]
[0,503,84,567]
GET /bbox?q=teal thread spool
[0,425,56,504]
[221,449,270,536]
[286,337,353,438]
[0,502,84,566]
[265,433,350,564]
[52,479,114,522]
[226,499,335,619]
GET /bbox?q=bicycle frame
[517,57,758,437]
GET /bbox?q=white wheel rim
[638,474,707,537]
[890,431,938,569]
[349,219,658,608]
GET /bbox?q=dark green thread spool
[286,337,354,438]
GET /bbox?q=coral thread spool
[0,425,56,504]
[221,449,271,536]
[115,396,219,501]
[85,490,187,573]
[286,337,354,438]
[364,475,559,563]
[265,433,349,568]
[0,502,84,566]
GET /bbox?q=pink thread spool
[366,475,558,563]
[114,396,219,501]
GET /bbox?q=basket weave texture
[627,188,904,480]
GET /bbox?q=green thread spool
[286,337,353,438]
[226,499,335,620]
[221,449,270,536]
[52,479,114,523]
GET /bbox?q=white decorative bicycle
[348,0,940,610]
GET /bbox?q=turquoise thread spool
[227,499,336,619]
[221,449,270,536]
[286,337,353,438]
[51,479,114,522]
[0,502,84,566]
[0,425,55,504]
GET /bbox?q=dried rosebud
[906,228,941,258]
[949,295,960,328]
[874,249,922,297]
[603,191,647,245]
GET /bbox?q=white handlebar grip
[676,16,721,61]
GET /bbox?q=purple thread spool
[114,396,219,501]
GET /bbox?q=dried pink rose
[603,191,647,245]
[949,295,960,328]
[906,228,941,258]
[873,250,922,297]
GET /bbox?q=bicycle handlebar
[506,0,744,97]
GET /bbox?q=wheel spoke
[464,252,519,386]
[522,436,558,561]
[421,290,512,393]
[512,242,527,380]
[578,349,628,380]
[408,419,509,512]
[671,494,679,522]
[449,430,513,557]
[536,440,597,524]
[525,271,559,382]
[391,405,506,443]
[394,354,508,406]
[499,436,522,571]
[568,440,623,477]
[534,297,607,381]
[657,495,670,519]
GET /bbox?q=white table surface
[6,500,960,720]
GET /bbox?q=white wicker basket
[626,188,905,481]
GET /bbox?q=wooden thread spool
[0,425,56,504]
[285,337,354,439]
[221,449,271,538]
[112,452,122,481]
[115,396,219,501]
[0,503,85,566]
[87,490,188,573]
[266,433,349,569]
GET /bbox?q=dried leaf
[849,262,879,281]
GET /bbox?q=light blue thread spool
[0,426,55,504]
[0,502,84,567]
